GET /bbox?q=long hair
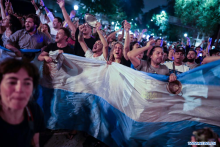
[146,46,163,65]
[8,14,22,34]
[0,59,40,111]
[43,23,51,34]
[109,41,124,62]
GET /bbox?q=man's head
[53,17,62,29]
[25,14,40,32]
[210,49,220,56]
[92,40,103,53]
[82,23,92,35]
[163,50,168,61]
[130,34,134,42]
[149,36,154,41]
[55,27,70,43]
[187,49,197,62]
[195,46,202,56]
[148,46,164,65]
[155,38,162,46]
[174,47,185,64]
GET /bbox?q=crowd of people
[0,0,220,146]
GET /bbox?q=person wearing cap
[163,46,190,75]
[186,49,199,69]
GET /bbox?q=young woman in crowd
[0,59,45,147]
[108,20,131,67]
[38,23,52,40]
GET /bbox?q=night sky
[143,0,168,12]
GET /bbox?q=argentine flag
[1,47,219,147]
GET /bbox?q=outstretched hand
[124,20,131,32]
[31,0,35,5]
[40,0,45,7]
[57,0,65,8]
[169,73,177,82]
[95,22,102,31]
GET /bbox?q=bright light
[74,5,79,10]
[184,33,187,37]
[147,35,150,40]
[112,22,114,25]
[131,19,133,21]
[143,34,146,38]
[54,10,57,13]
[162,11,165,14]
[151,19,153,21]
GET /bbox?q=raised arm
[31,0,39,11]
[106,28,121,43]
[78,24,89,53]
[138,29,147,42]
[127,40,154,68]
[40,0,54,22]
[123,20,131,60]
[0,0,6,19]
[206,38,212,57]
[118,28,124,42]
[96,22,108,60]
[57,0,76,34]
[186,37,190,46]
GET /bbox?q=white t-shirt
[163,61,190,75]
[85,49,106,61]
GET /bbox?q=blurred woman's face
[0,68,33,110]
[42,24,49,33]
[2,15,11,27]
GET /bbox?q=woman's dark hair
[130,41,139,51]
[43,23,51,34]
[8,14,22,33]
[0,59,39,89]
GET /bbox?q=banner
[34,51,220,147]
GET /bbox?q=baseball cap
[175,46,185,54]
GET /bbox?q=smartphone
[212,46,215,49]
[199,53,202,56]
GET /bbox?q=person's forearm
[138,32,143,42]
[0,2,6,19]
[206,43,211,56]
[38,54,46,61]
[123,30,130,60]
[6,44,19,52]
[107,31,117,42]
[128,45,149,58]
[97,29,108,59]
[97,29,108,48]
[44,6,50,14]
[61,7,76,33]
[118,29,124,41]
[33,3,39,11]
[78,32,88,53]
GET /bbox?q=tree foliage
[174,0,220,35]
[76,0,144,22]
[152,11,168,32]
